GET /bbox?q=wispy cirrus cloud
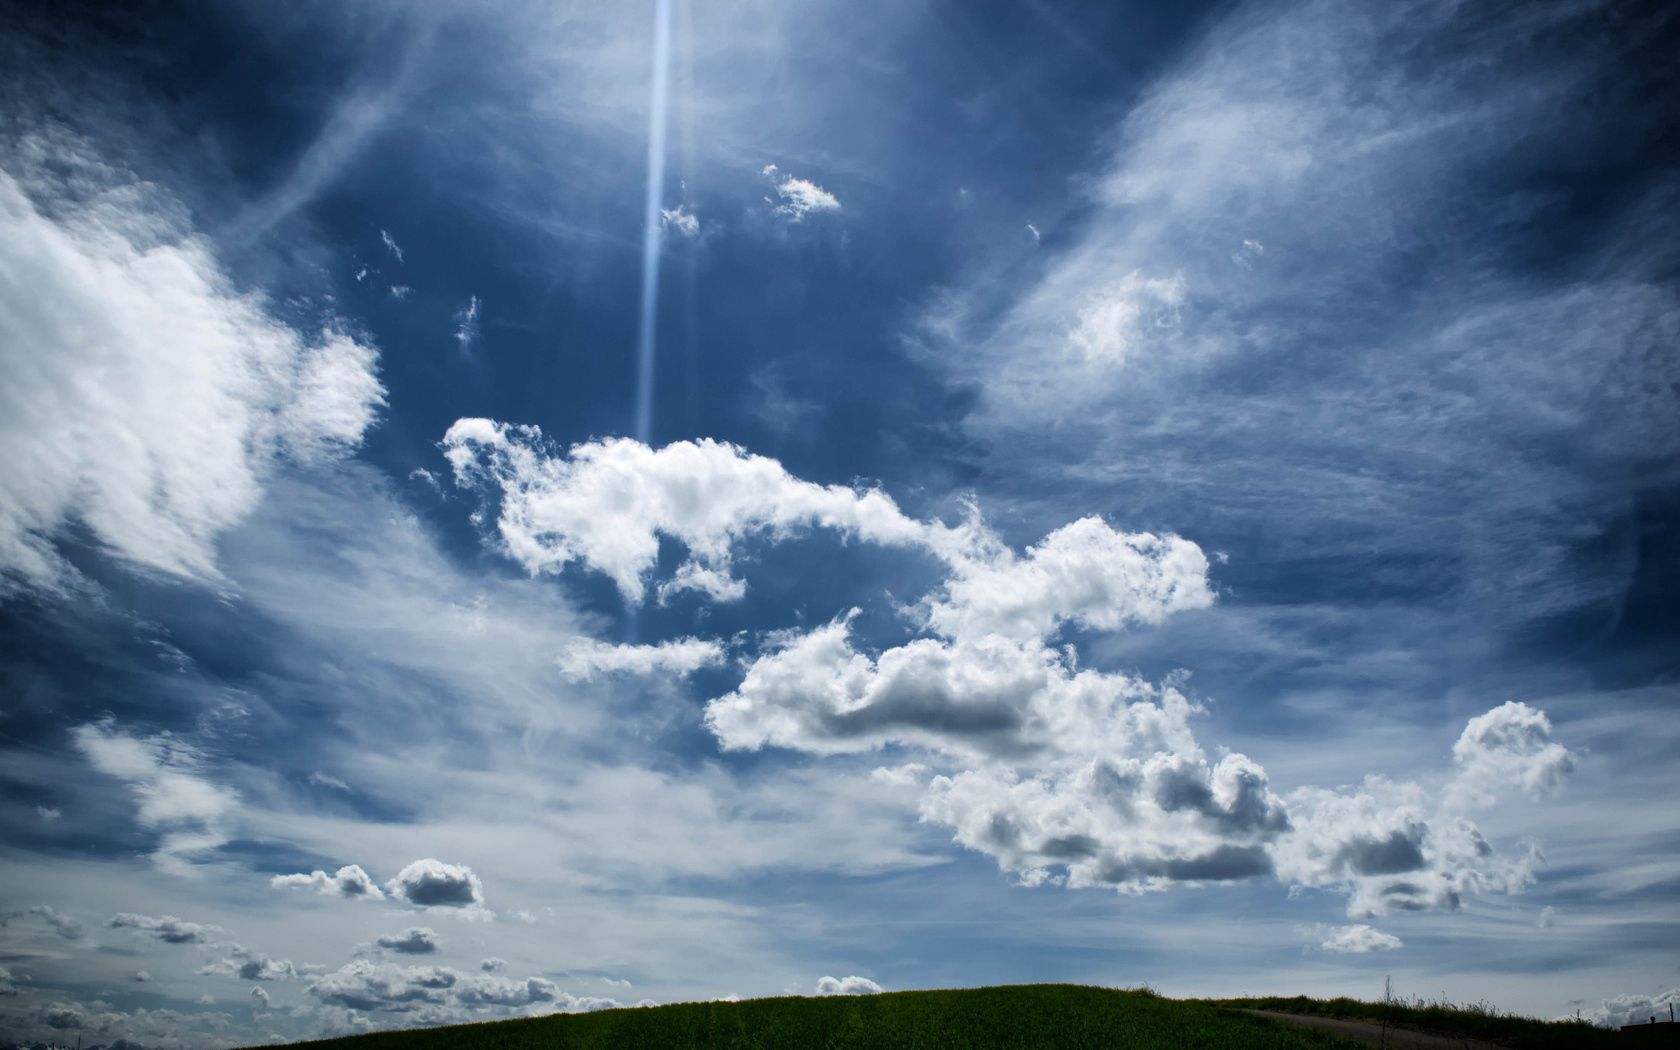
[73,721,239,874]
[0,131,385,597]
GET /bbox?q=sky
[0,0,1676,1045]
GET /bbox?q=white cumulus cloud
[1318,924,1402,953]
[815,975,882,996]
[442,423,939,605]
[271,864,385,901]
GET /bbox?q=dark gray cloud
[1336,826,1429,877]
[386,859,484,908]
[376,927,440,955]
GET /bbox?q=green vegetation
[1208,993,1622,1049]
[274,984,1364,1049]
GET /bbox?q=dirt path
[1245,1009,1508,1049]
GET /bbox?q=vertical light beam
[634,0,674,447]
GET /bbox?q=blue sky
[1,0,1677,1044]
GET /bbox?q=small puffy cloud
[660,205,699,236]
[1537,905,1557,929]
[380,228,404,262]
[556,636,725,682]
[376,927,441,955]
[250,986,272,1008]
[36,805,59,822]
[108,912,222,944]
[133,970,152,983]
[271,863,385,901]
[1449,701,1574,806]
[479,958,506,973]
[815,975,882,996]
[200,945,298,981]
[762,165,841,221]
[386,859,485,908]
[0,132,385,594]
[1318,924,1402,954]
[30,905,84,941]
[389,284,412,300]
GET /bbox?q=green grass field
[1207,993,1624,1049]
[274,985,1364,1049]
[270,984,1626,1049]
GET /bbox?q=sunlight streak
[633,0,674,447]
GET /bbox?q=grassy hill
[271,984,1622,1049]
[1207,994,1623,1049]
[274,985,1364,1049]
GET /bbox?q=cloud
[29,905,84,941]
[479,958,506,973]
[442,423,941,604]
[660,205,699,236]
[133,970,152,983]
[1576,986,1680,1029]
[1063,272,1184,371]
[35,805,59,823]
[381,229,404,262]
[454,295,481,354]
[307,771,352,792]
[0,130,385,596]
[1026,223,1040,244]
[762,165,841,221]
[200,947,299,981]
[224,42,422,244]
[389,284,412,300]
[376,927,440,955]
[1449,701,1575,806]
[271,864,386,901]
[107,913,222,945]
[386,859,485,909]
[251,986,272,1008]
[704,513,1212,759]
[1317,924,1402,954]
[926,515,1212,643]
[73,721,238,871]
[814,975,882,995]
[1273,703,1574,917]
[556,637,725,681]
[308,960,617,1016]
